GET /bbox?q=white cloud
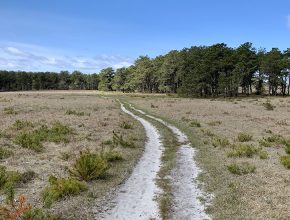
[287,15,290,28]
[0,42,133,73]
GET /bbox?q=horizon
[0,0,290,73]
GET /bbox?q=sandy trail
[96,103,163,220]
[129,104,211,220]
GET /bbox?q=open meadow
[0,91,145,219]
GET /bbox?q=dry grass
[124,94,290,219]
[0,91,146,219]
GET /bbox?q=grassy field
[0,91,145,219]
[121,94,290,219]
[1,91,290,219]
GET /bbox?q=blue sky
[0,0,289,73]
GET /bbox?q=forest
[1,42,290,97]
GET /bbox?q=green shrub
[201,129,215,137]
[119,121,133,129]
[69,151,109,181]
[65,109,85,116]
[3,107,17,115]
[258,150,269,159]
[190,120,201,127]
[212,137,230,148]
[42,176,87,208]
[0,147,13,159]
[14,132,43,152]
[259,134,286,148]
[227,144,258,158]
[237,132,253,142]
[263,101,275,110]
[227,162,256,175]
[280,155,290,169]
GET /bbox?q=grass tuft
[69,150,109,181]
[227,162,256,175]
[227,144,258,158]
[42,176,87,208]
[237,132,253,142]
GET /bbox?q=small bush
[258,150,269,159]
[237,132,253,142]
[42,176,87,208]
[14,132,43,152]
[69,151,109,181]
[280,155,290,169]
[259,134,286,148]
[212,137,230,148]
[190,120,201,127]
[65,109,85,116]
[0,147,13,159]
[119,121,133,129]
[3,107,17,115]
[227,144,258,158]
[227,162,256,175]
[263,101,275,111]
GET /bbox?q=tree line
[1,42,290,96]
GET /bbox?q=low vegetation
[69,151,109,181]
[65,109,86,116]
[14,122,73,152]
[237,132,253,142]
[227,162,256,175]
[280,155,290,169]
[189,119,201,127]
[212,136,230,148]
[227,144,258,158]
[42,176,88,208]
[3,107,17,115]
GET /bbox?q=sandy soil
[95,103,163,220]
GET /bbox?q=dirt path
[129,104,211,220]
[95,103,163,220]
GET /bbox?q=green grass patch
[0,147,13,159]
[263,101,275,110]
[280,155,290,169]
[14,121,73,152]
[227,144,258,158]
[42,176,87,208]
[227,162,256,175]
[237,132,253,142]
[212,136,230,148]
[207,120,222,126]
[113,132,136,148]
[190,119,201,127]
[65,109,85,116]
[3,107,17,115]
